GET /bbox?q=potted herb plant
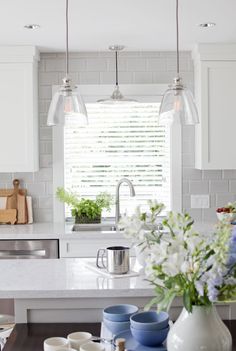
[56,187,113,224]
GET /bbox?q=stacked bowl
[130,311,169,347]
[103,304,138,335]
[44,332,105,351]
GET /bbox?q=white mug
[80,341,105,351]
[67,332,92,350]
[44,337,69,351]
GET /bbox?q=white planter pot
[167,305,232,351]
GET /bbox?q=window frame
[52,84,182,223]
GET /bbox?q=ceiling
[0,0,236,52]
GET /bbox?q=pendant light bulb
[159,0,199,125]
[173,93,181,112]
[47,0,88,126]
[98,45,137,104]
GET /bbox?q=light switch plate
[191,195,210,209]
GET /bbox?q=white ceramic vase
[167,305,232,351]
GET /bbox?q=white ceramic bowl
[44,337,69,351]
[216,212,236,223]
[80,341,105,351]
[67,332,92,350]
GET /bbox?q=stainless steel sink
[72,224,117,232]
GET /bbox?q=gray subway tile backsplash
[0,51,236,222]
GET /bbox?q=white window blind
[64,102,170,217]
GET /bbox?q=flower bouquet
[119,200,236,351]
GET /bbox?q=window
[52,85,181,222]
[64,102,170,217]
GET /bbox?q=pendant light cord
[115,50,119,86]
[176,0,180,76]
[65,0,69,78]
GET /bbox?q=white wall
[0,51,235,222]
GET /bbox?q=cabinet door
[195,61,236,169]
[0,63,38,172]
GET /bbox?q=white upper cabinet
[192,44,236,170]
[0,46,39,172]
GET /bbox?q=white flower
[149,241,169,265]
[186,232,202,254]
[181,261,191,274]
[162,253,185,277]
[193,261,200,272]
[138,229,146,241]
[119,214,143,241]
[168,240,186,257]
[145,256,157,279]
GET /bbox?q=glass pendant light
[47,0,88,126]
[98,45,136,104]
[159,0,199,125]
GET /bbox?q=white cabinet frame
[0,46,39,172]
[193,43,236,170]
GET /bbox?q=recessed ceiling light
[198,22,216,28]
[24,24,40,30]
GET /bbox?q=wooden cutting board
[0,179,28,224]
[0,209,17,224]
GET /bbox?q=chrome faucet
[115,178,135,226]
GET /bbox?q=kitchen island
[0,258,235,323]
[0,257,153,323]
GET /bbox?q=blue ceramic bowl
[103,304,138,322]
[130,325,169,346]
[103,317,130,335]
[130,311,169,331]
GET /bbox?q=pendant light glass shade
[159,0,199,125]
[159,77,199,125]
[98,45,137,104]
[47,80,88,126]
[47,0,88,126]
[98,85,136,104]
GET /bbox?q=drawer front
[60,239,133,258]
[0,239,59,259]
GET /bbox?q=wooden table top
[3,321,236,351]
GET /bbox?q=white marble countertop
[0,222,123,240]
[0,258,153,299]
[0,222,217,240]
